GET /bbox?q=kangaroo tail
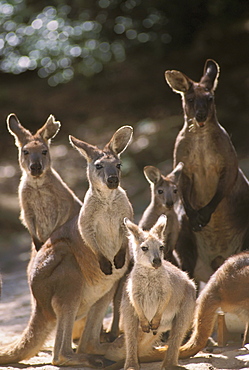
[0,305,54,364]
[179,284,220,359]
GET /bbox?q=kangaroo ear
[37,115,61,142]
[6,113,31,147]
[106,126,133,156]
[69,135,101,162]
[151,214,167,240]
[200,59,220,91]
[167,162,184,183]
[165,70,192,93]
[144,166,161,184]
[124,218,144,243]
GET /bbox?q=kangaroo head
[124,215,167,269]
[69,126,133,191]
[144,162,183,214]
[165,59,219,128]
[7,114,60,178]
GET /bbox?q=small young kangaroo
[7,113,82,251]
[180,252,249,359]
[0,126,133,367]
[165,59,249,282]
[105,215,196,369]
[139,162,184,265]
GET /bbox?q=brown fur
[139,162,184,265]
[7,113,82,251]
[0,126,133,367]
[165,59,249,282]
[179,252,249,358]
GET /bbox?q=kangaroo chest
[176,128,223,207]
[130,268,175,329]
[92,197,129,259]
[21,183,70,242]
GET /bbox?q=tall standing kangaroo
[0,126,133,367]
[104,215,196,369]
[179,251,249,359]
[139,162,184,265]
[165,59,249,282]
[7,113,82,251]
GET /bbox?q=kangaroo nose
[30,162,42,176]
[196,111,207,123]
[152,258,162,269]
[107,175,119,189]
[166,200,173,208]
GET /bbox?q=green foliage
[0,0,247,85]
[0,0,169,85]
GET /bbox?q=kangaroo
[0,126,133,367]
[7,113,82,251]
[104,215,196,369]
[139,162,184,265]
[165,59,249,282]
[179,252,249,359]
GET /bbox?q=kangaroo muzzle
[107,175,119,189]
[152,257,162,269]
[29,162,43,177]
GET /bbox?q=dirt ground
[1,259,249,370]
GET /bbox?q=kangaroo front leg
[114,239,128,269]
[150,296,171,333]
[80,217,113,275]
[197,170,229,227]
[132,301,150,333]
[180,173,202,232]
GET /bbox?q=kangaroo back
[180,251,249,358]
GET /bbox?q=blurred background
[0,0,248,272]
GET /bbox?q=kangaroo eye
[42,150,48,155]
[95,163,103,170]
[141,246,148,252]
[187,98,194,103]
[23,149,29,155]
[173,188,178,194]
[158,189,163,195]
[116,163,122,170]
[159,245,164,251]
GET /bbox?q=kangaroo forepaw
[197,207,211,227]
[150,319,160,331]
[114,249,126,269]
[140,320,150,333]
[99,255,113,275]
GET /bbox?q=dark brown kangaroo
[165,59,249,282]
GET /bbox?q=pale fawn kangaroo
[165,59,249,283]
[7,113,82,251]
[179,252,249,359]
[0,126,133,367]
[104,215,196,369]
[139,162,184,265]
